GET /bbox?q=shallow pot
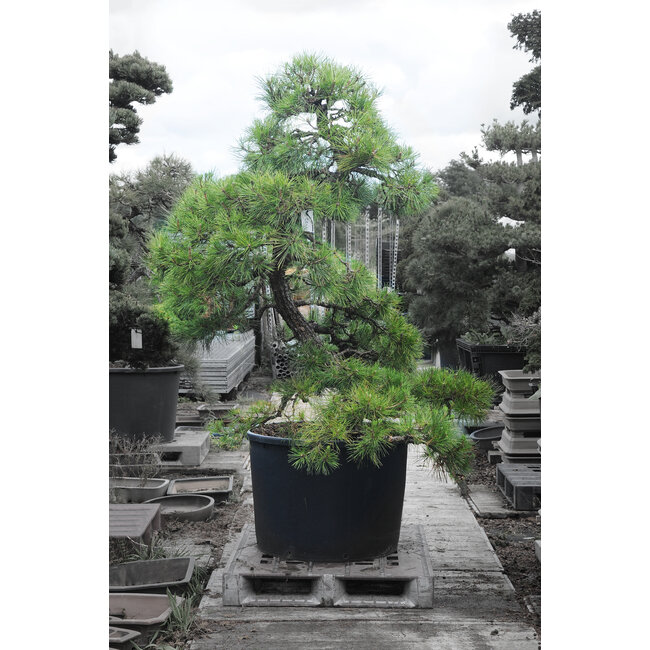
[247,430,408,562]
[469,425,505,451]
[110,557,195,593]
[109,593,182,634]
[109,365,183,443]
[167,476,233,502]
[109,625,141,648]
[109,478,170,504]
[498,369,540,396]
[144,494,214,522]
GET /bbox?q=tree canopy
[109,50,173,162]
[398,12,541,368]
[149,53,438,370]
[110,154,194,367]
[508,10,541,115]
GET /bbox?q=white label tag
[130,328,143,349]
[301,209,314,234]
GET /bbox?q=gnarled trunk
[268,268,322,345]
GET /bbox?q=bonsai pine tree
[148,54,494,474]
[149,54,438,369]
[109,50,173,162]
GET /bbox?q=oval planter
[247,430,408,562]
[469,425,505,451]
[144,494,214,523]
[109,365,184,443]
[109,478,170,504]
[110,557,195,594]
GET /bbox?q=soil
[461,446,542,637]
[253,421,304,437]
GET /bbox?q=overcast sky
[109,0,539,177]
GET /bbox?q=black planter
[247,430,408,562]
[456,338,526,382]
[109,365,183,443]
[469,424,505,451]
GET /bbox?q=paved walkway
[189,446,539,649]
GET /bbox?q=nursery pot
[456,338,526,383]
[109,365,183,443]
[247,430,408,562]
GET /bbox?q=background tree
[508,10,541,116]
[402,197,510,363]
[110,153,195,283]
[398,12,541,368]
[109,50,173,162]
[109,154,195,367]
[149,54,438,370]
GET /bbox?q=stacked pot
[495,370,541,463]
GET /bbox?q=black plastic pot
[456,338,526,382]
[247,430,408,562]
[469,424,505,451]
[109,365,183,443]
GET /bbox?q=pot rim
[247,429,295,447]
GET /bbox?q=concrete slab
[465,484,513,518]
[154,429,211,467]
[189,446,539,649]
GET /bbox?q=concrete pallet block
[222,523,434,608]
[496,463,541,511]
[487,450,503,465]
[154,429,211,467]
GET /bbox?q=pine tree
[398,13,541,365]
[508,10,541,116]
[109,50,173,162]
[109,154,194,367]
[149,54,438,370]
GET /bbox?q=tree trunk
[268,268,322,345]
